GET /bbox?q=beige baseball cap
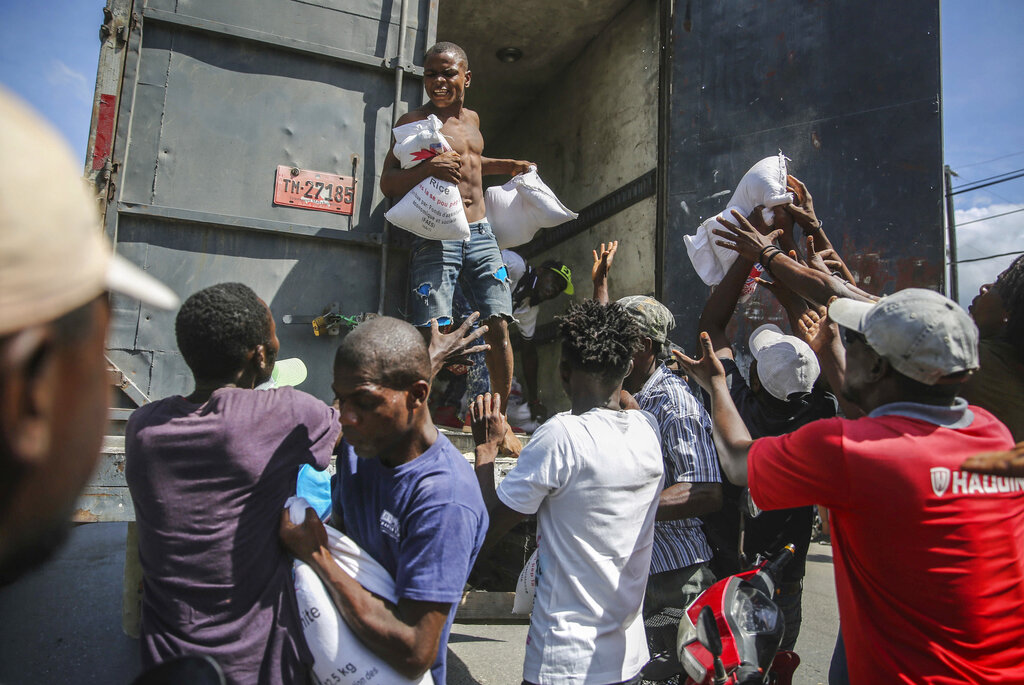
[0,87,178,336]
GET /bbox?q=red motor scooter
[675,545,800,685]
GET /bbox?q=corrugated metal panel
[662,0,943,353]
[102,0,436,404]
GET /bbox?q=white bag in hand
[486,167,578,249]
[684,153,794,285]
[285,497,434,685]
[385,114,470,241]
[512,548,539,615]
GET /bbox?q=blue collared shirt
[634,362,722,573]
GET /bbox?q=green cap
[616,295,675,343]
[549,263,574,295]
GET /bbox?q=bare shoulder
[396,107,432,126]
[462,108,481,128]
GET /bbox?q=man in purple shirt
[126,283,342,685]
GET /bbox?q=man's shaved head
[425,41,469,69]
[335,316,431,389]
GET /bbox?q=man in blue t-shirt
[281,316,488,684]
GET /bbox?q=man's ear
[624,358,634,378]
[869,353,890,381]
[408,379,431,409]
[0,327,59,466]
[464,69,472,88]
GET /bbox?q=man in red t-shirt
[677,288,1024,684]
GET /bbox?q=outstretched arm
[280,510,449,680]
[698,250,754,360]
[427,312,489,378]
[673,334,755,487]
[785,175,857,285]
[469,393,528,553]
[591,241,618,304]
[712,210,869,307]
[480,158,534,177]
[793,306,864,418]
[961,442,1024,478]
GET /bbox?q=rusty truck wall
[99,0,436,407]
[662,0,944,352]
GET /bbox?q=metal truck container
[79,0,942,626]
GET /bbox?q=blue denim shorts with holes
[408,219,514,326]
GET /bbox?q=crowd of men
[3,38,1024,685]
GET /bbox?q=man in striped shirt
[617,296,723,617]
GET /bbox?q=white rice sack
[285,498,434,685]
[683,153,794,285]
[386,115,470,241]
[486,167,578,249]
[512,548,539,615]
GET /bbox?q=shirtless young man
[381,41,532,454]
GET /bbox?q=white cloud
[954,201,1024,309]
[45,59,91,106]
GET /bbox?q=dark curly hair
[558,299,644,381]
[996,254,1024,358]
[175,283,271,381]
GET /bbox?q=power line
[951,170,1024,196]
[952,167,1024,189]
[955,250,1024,265]
[957,206,1024,227]
[955,149,1024,170]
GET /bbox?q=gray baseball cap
[749,324,820,400]
[828,289,979,385]
[616,295,675,343]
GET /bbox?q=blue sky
[0,0,1020,309]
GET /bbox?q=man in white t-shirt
[502,249,574,422]
[471,299,664,685]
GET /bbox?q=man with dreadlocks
[962,253,1024,441]
[470,300,664,685]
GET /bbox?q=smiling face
[423,50,470,109]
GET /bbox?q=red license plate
[273,165,355,215]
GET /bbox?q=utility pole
[944,165,959,303]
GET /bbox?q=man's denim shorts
[408,219,514,326]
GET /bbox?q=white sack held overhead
[684,153,794,286]
[512,548,539,615]
[285,497,434,685]
[486,166,578,249]
[385,114,470,242]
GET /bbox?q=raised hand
[784,175,821,234]
[592,241,619,284]
[712,210,783,263]
[428,312,489,377]
[672,332,727,392]
[795,305,839,356]
[469,392,509,450]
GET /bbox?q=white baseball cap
[0,87,178,336]
[828,289,979,385]
[749,323,820,400]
